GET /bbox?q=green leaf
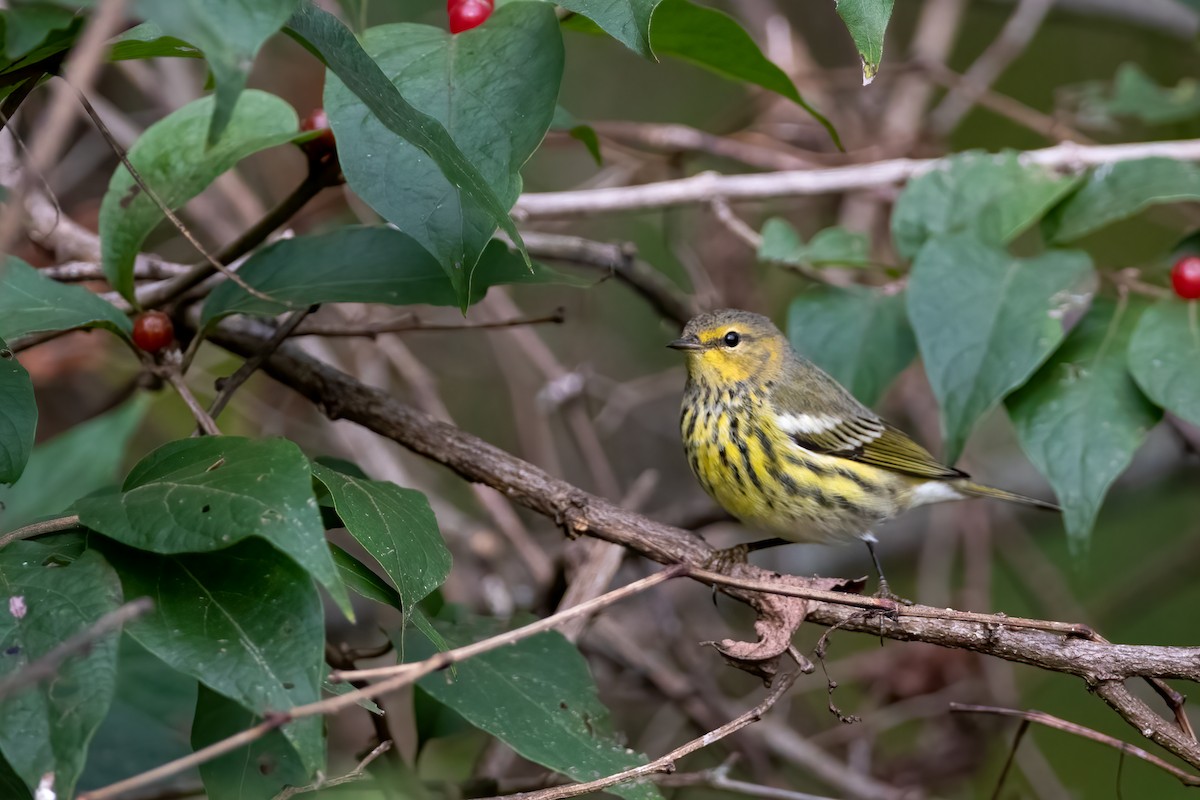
[103,538,326,774]
[1084,63,1200,126]
[108,21,203,61]
[0,754,31,800]
[0,255,132,340]
[332,543,401,610]
[2,3,76,61]
[787,286,914,407]
[133,0,300,143]
[649,0,838,148]
[1044,158,1200,244]
[0,545,123,799]
[0,339,34,486]
[551,106,602,166]
[835,0,893,85]
[891,151,1081,261]
[311,463,450,610]
[0,398,146,532]
[759,218,870,270]
[97,90,298,303]
[908,236,1095,463]
[80,636,197,791]
[71,436,351,618]
[1128,300,1200,427]
[200,227,583,327]
[1008,299,1161,549]
[558,0,657,57]
[291,3,533,307]
[405,614,660,800]
[192,685,309,800]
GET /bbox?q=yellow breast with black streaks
[680,379,910,543]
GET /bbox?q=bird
[668,308,1058,600]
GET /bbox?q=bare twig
[658,763,840,800]
[951,703,1200,788]
[292,309,565,337]
[588,121,818,171]
[271,740,392,800]
[206,306,317,423]
[477,661,804,800]
[0,598,153,700]
[0,514,82,550]
[162,369,221,436]
[512,138,1200,220]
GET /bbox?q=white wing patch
[910,481,965,507]
[775,412,841,435]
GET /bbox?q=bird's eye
[723,331,740,348]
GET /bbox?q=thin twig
[0,598,153,700]
[0,514,83,550]
[271,741,392,800]
[163,370,221,436]
[78,567,684,800]
[292,309,566,337]
[206,306,317,423]
[477,662,803,800]
[951,703,1200,788]
[658,763,839,800]
[588,121,818,171]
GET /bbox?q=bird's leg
[863,534,913,606]
[701,537,791,572]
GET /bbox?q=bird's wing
[774,411,967,481]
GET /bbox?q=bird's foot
[701,544,751,573]
[872,580,914,607]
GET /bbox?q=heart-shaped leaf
[322,3,562,305]
[908,235,1095,463]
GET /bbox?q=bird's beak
[667,336,703,351]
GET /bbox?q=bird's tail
[957,481,1059,512]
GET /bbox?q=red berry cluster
[132,311,175,354]
[449,0,492,33]
[1172,256,1200,300]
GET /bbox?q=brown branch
[292,309,565,337]
[951,703,1200,788]
[0,514,82,550]
[161,368,221,436]
[271,740,392,800]
[205,316,1200,771]
[0,597,153,700]
[206,305,317,423]
[477,660,804,800]
[588,121,819,171]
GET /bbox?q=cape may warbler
[670,309,1057,597]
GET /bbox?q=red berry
[1172,256,1200,300]
[299,108,336,156]
[300,108,328,133]
[449,0,491,33]
[132,311,174,354]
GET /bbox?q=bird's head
[668,309,789,387]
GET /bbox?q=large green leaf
[0,398,146,532]
[97,90,298,303]
[557,0,658,57]
[1008,299,1161,549]
[787,286,914,408]
[108,21,203,61]
[834,0,894,85]
[201,227,582,327]
[759,218,871,270]
[405,614,659,800]
[891,151,1081,261]
[72,436,351,618]
[648,0,836,146]
[1128,300,1200,427]
[1044,158,1200,243]
[191,686,309,800]
[1,3,76,62]
[0,545,123,799]
[311,463,449,610]
[133,0,300,143]
[103,539,326,774]
[79,636,197,791]
[0,256,132,340]
[292,3,533,306]
[908,236,1095,463]
[0,339,34,486]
